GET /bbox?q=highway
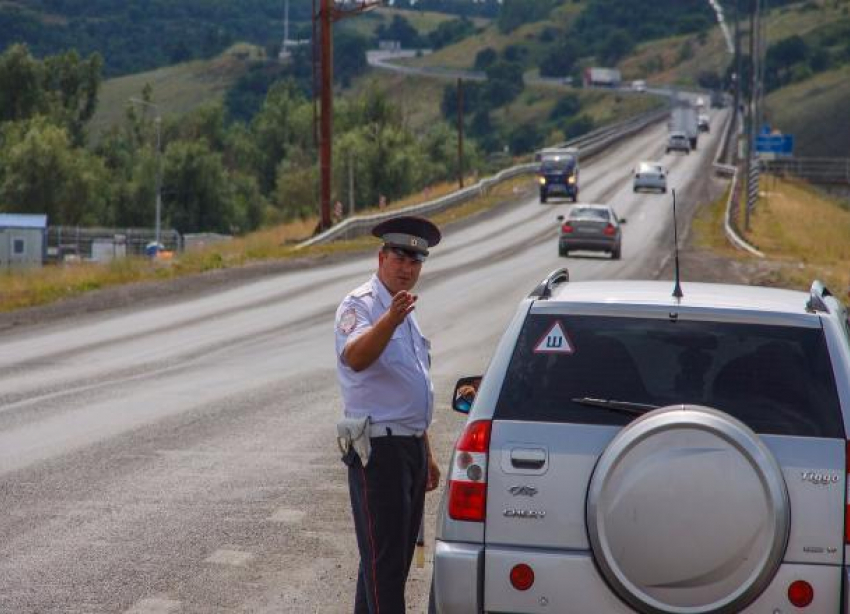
[0,112,728,613]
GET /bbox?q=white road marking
[205,548,254,566]
[124,597,181,614]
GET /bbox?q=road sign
[756,134,794,156]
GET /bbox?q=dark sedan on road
[557,204,625,259]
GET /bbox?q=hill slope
[89,45,261,137]
[766,64,850,157]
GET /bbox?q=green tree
[599,29,634,65]
[421,122,481,183]
[549,94,581,121]
[428,17,476,49]
[179,102,227,152]
[484,61,524,107]
[162,140,233,234]
[375,15,423,48]
[540,41,580,78]
[497,0,557,34]
[0,117,109,225]
[508,123,542,155]
[42,48,103,145]
[274,154,318,221]
[334,31,369,88]
[0,44,44,123]
[474,48,497,71]
[252,80,307,193]
[229,171,267,233]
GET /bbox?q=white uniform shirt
[335,274,434,431]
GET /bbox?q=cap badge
[410,237,418,247]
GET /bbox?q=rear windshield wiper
[571,397,659,416]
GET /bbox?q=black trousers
[345,435,427,614]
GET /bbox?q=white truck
[669,101,699,150]
[583,67,622,88]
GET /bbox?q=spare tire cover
[586,405,789,614]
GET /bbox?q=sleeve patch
[338,307,357,335]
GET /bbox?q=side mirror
[556,215,564,222]
[452,376,482,414]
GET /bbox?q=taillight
[561,223,574,233]
[510,564,535,591]
[448,420,491,522]
[787,580,814,607]
[603,223,616,236]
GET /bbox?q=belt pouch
[337,416,372,467]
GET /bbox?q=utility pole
[457,78,464,189]
[318,0,333,231]
[313,0,379,233]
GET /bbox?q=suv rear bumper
[480,546,842,613]
[432,540,483,614]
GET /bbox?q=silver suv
[431,270,850,614]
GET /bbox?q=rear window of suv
[494,314,844,438]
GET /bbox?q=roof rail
[806,280,832,313]
[529,268,570,299]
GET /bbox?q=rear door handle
[510,448,546,469]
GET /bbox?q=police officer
[335,215,442,614]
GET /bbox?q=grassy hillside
[766,64,850,157]
[618,30,729,86]
[89,44,262,137]
[617,1,850,156]
[340,7,489,39]
[693,176,850,301]
[622,0,850,86]
[348,72,446,134]
[349,66,663,155]
[400,2,583,70]
[748,177,850,295]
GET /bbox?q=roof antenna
[672,188,684,300]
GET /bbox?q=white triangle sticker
[533,321,574,354]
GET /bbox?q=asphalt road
[0,113,728,614]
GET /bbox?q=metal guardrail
[712,108,737,177]
[298,107,669,248]
[761,157,850,185]
[722,167,764,258]
[711,109,762,257]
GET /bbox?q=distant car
[557,204,625,259]
[631,79,646,92]
[666,131,690,154]
[537,149,579,203]
[633,161,667,193]
[698,113,711,133]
